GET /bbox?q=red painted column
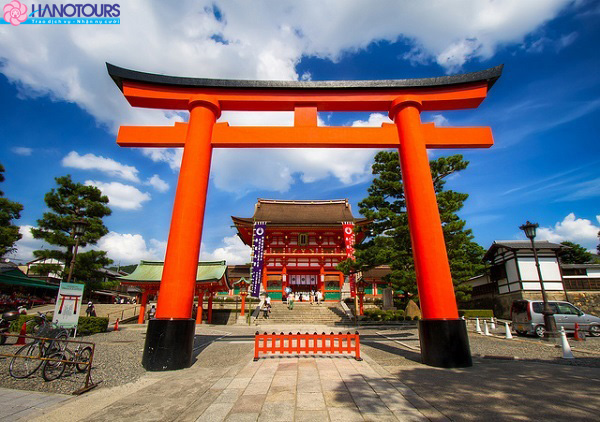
[207,292,213,324]
[138,290,148,324]
[389,98,459,320]
[155,96,220,319]
[240,293,246,317]
[359,293,364,316]
[197,292,204,325]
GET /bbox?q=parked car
[511,300,600,338]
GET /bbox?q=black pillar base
[418,319,472,368]
[142,318,195,371]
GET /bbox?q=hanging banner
[250,221,267,297]
[342,222,357,298]
[53,282,85,329]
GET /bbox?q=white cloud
[62,151,140,182]
[0,1,578,194]
[84,180,151,210]
[0,0,576,138]
[11,147,32,156]
[96,232,166,265]
[537,213,600,250]
[351,113,392,127]
[141,148,184,171]
[8,225,49,263]
[431,114,450,127]
[145,174,169,193]
[200,235,251,265]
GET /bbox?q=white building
[465,241,600,317]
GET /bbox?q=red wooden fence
[253,331,362,361]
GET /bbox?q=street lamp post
[519,221,558,338]
[66,219,87,284]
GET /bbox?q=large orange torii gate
[107,63,502,371]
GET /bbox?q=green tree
[0,163,24,257]
[343,152,485,303]
[31,175,113,287]
[559,241,594,264]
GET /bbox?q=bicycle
[9,313,70,379]
[42,344,93,381]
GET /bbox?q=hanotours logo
[3,1,27,25]
[2,1,120,25]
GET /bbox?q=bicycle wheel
[76,347,93,372]
[42,351,67,382]
[48,330,69,353]
[9,342,44,378]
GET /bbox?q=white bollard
[475,318,482,334]
[559,327,574,359]
[504,322,513,339]
[484,320,491,336]
[490,318,496,330]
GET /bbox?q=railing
[105,305,139,322]
[254,331,362,361]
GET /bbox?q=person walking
[288,291,295,310]
[147,304,156,320]
[316,290,323,305]
[85,301,97,317]
[310,289,315,305]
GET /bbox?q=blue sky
[1,0,599,266]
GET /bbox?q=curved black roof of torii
[106,63,503,93]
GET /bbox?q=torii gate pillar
[107,63,502,371]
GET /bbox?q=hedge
[363,309,408,322]
[458,309,494,318]
[10,314,108,336]
[77,317,109,335]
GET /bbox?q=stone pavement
[0,387,70,421]
[24,351,438,421]
[4,324,599,421]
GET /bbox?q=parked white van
[511,300,600,338]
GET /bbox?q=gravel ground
[360,323,600,369]
[0,325,147,395]
[1,321,598,396]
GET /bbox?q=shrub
[382,310,395,322]
[77,316,109,335]
[9,315,39,333]
[458,309,494,318]
[393,311,405,321]
[10,315,108,336]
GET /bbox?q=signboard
[53,282,84,329]
[342,222,356,298]
[250,221,267,298]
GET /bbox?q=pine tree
[0,163,24,257]
[348,151,485,303]
[559,241,594,264]
[31,175,113,284]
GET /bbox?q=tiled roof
[233,199,368,226]
[483,240,567,262]
[119,260,230,289]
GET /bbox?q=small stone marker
[405,299,421,319]
[382,287,396,310]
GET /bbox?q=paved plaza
[1,324,599,421]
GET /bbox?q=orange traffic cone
[16,322,27,345]
[574,323,584,341]
[114,318,119,331]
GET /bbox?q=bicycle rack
[0,333,100,395]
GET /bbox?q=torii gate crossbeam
[107,63,502,371]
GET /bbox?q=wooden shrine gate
[107,63,502,371]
